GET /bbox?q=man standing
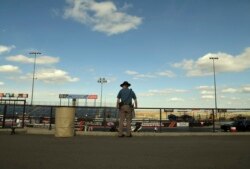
[117,81,137,137]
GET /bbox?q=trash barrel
[55,107,75,137]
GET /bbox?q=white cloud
[125,70,138,75]
[222,88,238,93]
[197,86,212,90]
[125,70,175,79]
[169,97,184,102]
[64,0,142,35]
[6,55,59,64]
[0,45,15,54]
[173,47,250,77]
[197,86,215,99]
[133,74,156,79]
[201,90,214,95]
[201,95,214,99]
[0,81,4,85]
[219,85,250,94]
[156,70,175,77]
[139,88,188,97]
[0,65,20,73]
[242,85,250,93]
[125,70,155,79]
[21,68,79,83]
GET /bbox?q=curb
[1,128,250,136]
[0,128,27,135]
[76,131,250,137]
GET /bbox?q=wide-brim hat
[120,81,131,87]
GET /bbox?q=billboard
[67,94,88,99]
[87,95,98,99]
[59,94,69,98]
[18,93,28,98]
[0,93,28,98]
[59,94,97,99]
[0,93,5,97]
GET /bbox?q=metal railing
[1,102,250,132]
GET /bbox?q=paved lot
[0,134,250,169]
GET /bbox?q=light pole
[29,51,41,105]
[210,57,218,132]
[97,77,107,107]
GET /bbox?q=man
[116,81,137,137]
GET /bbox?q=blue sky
[0,0,250,108]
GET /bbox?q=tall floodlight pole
[97,77,107,107]
[210,57,218,132]
[29,52,41,105]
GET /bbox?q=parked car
[221,120,250,132]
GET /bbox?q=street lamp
[210,57,219,132]
[29,51,41,105]
[97,77,107,107]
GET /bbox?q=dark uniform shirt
[117,88,136,104]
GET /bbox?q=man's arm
[116,98,120,109]
[134,99,138,108]
[132,91,137,108]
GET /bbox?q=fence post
[103,108,107,130]
[2,104,7,128]
[49,106,53,130]
[160,108,162,132]
[212,109,215,132]
[22,100,26,128]
[11,101,16,135]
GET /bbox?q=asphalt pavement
[0,134,250,169]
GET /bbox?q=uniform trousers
[118,105,132,136]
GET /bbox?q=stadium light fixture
[97,77,107,107]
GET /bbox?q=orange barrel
[55,107,76,137]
